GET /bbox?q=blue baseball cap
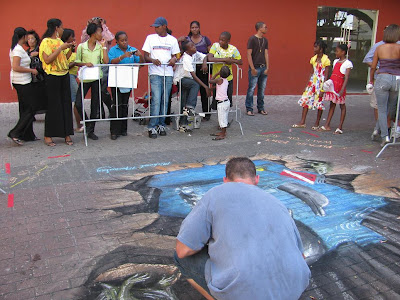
[151,17,168,27]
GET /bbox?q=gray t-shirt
[177,182,311,300]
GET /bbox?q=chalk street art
[82,158,400,300]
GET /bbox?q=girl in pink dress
[320,44,353,134]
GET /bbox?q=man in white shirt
[142,17,180,139]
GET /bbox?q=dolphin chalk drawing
[278,182,329,216]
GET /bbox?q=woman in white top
[8,27,39,145]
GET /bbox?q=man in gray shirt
[174,157,310,300]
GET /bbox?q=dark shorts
[173,246,211,295]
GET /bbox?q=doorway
[316,6,378,92]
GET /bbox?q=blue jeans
[375,73,399,138]
[174,247,211,295]
[245,67,268,112]
[181,77,200,109]
[69,74,78,102]
[148,75,172,129]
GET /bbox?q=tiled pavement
[0,95,399,299]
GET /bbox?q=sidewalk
[0,95,399,299]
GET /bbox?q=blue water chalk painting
[147,160,387,250]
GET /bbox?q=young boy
[209,66,231,140]
[174,41,211,131]
[207,31,242,107]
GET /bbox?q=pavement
[0,94,399,300]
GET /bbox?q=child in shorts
[209,66,231,140]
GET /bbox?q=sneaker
[188,108,196,116]
[157,125,167,136]
[182,107,189,116]
[371,129,379,141]
[87,132,98,140]
[380,136,391,147]
[148,128,157,139]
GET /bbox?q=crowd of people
[7,17,400,147]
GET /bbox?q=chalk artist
[96,162,171,174]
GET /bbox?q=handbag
[29,51,45,83]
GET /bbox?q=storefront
[0,0,398,102]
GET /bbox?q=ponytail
[11,27,27,50]
[166,27,172,35]
[42,18,62,39]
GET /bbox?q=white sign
[78,66,100,81]
[108,66,139,89]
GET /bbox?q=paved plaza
[0,95,399,299]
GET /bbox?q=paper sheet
[78,66,100,81]
[108,66,139,89]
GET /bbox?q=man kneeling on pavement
[174,157,311,300]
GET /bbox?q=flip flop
[259,110,268,115]
[247,111,255,116]
[318,126,331,132]
[334,128,343,134]
[291,124,306,128]
[311,126,320,131]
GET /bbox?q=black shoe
[203,115,211,121]
[157,125,167,136]
[121,132,127,136]
[87,132,99,140]
[110,134,118,140]
[148,128,157,139]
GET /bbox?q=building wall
[0,0,398,102]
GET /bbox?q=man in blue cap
[142,17,180,138]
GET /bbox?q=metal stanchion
[78,62,244,145]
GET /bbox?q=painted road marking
[48,154,71,159]
[301,131,320,138]
[5,163,10,174]
[7,194,14,207]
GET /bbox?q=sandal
[45,140,56,147]
[291,124,306,128]
[311,126,320,131]
[10,137,24,146]
[247,111,255,116]
[65,137,74,146]
[334,128,343,134]
[213,135,226,140]
[259,110,268,115]
[318,126,331,132]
